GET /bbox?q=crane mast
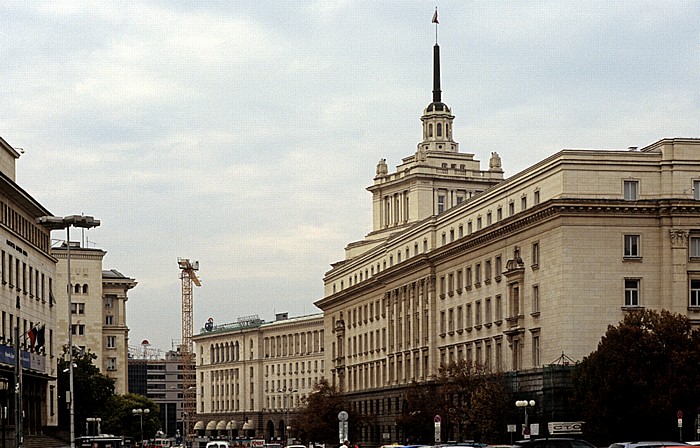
[178,258,200,447]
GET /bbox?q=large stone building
[0,136,58,438]
[51,246,136,395]
[190,26,700,448]
[314,35,700,445]
[193,313,324,442]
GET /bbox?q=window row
[1,201,52,253]
[264,360,324,376]
[1,249,54,304]
[0,311,54,355]
[439,295,505,335]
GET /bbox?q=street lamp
[0,377,7,448]
[86,417,101,436]
[132,408,150,446]
[37,215,100,448]
[515,400,536,439]
[277,388,298,442]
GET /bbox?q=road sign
[507,425,517,433]
[339,411,349,422]
[434,415,441,423]
[678,411,684,419]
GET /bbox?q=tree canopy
[57,347,116,435]
[292,378,363,445]
[572,309,700,443]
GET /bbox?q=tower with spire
[353,12,504,254]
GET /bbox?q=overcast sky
[1,1,698,353]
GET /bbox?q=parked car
[512,438,596,448]
[609,442,689,448]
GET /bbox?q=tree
[572,309,700,443]
[57,347,116,435]
[101,394,160,441]
[292,378,362,445]
[395,362,514,444]
[434,361,514,443]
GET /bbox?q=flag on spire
[432,8,439,24]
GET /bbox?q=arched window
[428,123,433,137]
[74,284,81,294]
[82,284,88,294]
[437,123,442,137]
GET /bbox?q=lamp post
[86,417,101,436]
[515,400,536,439]
[278,388,298,443]
[36,215,100,448]
[132,408,150,447]
[0,377,7,448]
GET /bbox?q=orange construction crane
[178,258,200,447]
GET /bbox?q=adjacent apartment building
[129,348,188,438]
[52,245,136,395]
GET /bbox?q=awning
[193,421,205,430]
[226,421,239,430]
[216,420,227,430]
[242,420,254,430]
[206,421,217,431]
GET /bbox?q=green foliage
[101,393,160,440]
[292,378,362,445]
[572,309,700,443]
[57,346,116,435]
[397,361,515,444]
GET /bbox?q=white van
[206,442,231,448]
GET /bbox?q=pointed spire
[432,43,441,103]
[431,7,441,103]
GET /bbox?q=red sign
[678,410,683,419]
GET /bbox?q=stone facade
[0,135,58,434]
[193,313,324,441]
[52,247,136,395]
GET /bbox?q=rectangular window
[532,285,540,313]
[71,303,85,315]
[456,269,463,290]
[625,279,640,306]
[485,297,492,324]
[467,221,473,234]
[497,207,503,221]
[532,335,541,367]
[437,195,445,214]
[105,315,114,325]
[532,241,540,266]
[694,180,700,200]
[624,235,640,258]
[624,180,639,200]
[690,236,700,258]
[534,190,540,205]
[458,225,463,238]
[107,357,117,371]
[495,294,502,321]
[456,306,463,330]
[475,301,481,326]
[465,267,472,288]
[487,212,492,225]
[448,308,454,333]
[448,273,454,295]
[521,196,527,211]
[509,202,515,216]
[485,259,492,281]
[477,217,482,230]
[440,311,446,334]
[107,335,116,349]
[495,256,502,279]
[475,263,481,285]
[691,279,700,307]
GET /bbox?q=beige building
[52,245,136,395]
[0,135,58,435]
[193,312,324,441]
[313,37,700,445]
